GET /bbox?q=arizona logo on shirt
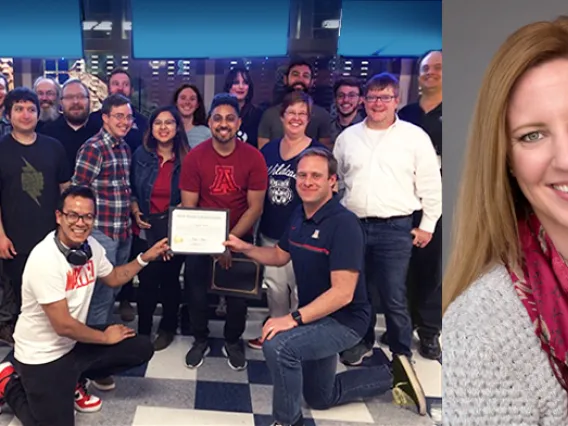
[210,165,241,195]
[66,260,96,291]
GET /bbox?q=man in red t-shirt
[180,93,268,370]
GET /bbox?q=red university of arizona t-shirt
[179,138,268,233]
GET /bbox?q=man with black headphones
[0,186,170,425]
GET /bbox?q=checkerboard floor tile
[0,312,441,425]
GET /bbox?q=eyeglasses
[365,95,396,103]
[153,120,176,127]
[110,113,135,122]
[284,111,309,118]
[37,91,57,97]
[61,211,95,224]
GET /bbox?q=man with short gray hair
[33,77,60,131]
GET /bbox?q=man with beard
[397,50,443,360]
[330,78,364,145]
[90,68,148,322]
[258,59,331,150]
[40,79,99,173]
[90,68,148,154]
[0,74,10,137]
[33,77,61,132]
[180,93,268,371]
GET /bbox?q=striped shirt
[72,128,132,241]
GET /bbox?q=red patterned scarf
[507,213,568,390]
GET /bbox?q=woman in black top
[223,67,263,149]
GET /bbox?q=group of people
[0,51,442,426]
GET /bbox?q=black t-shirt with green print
[0,133,71,254]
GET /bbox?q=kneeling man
[0,186,169,425]
[225,148,426,426]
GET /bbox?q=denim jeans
[263,316,393,425]
[362,216,414,357]
[87,229,132,326]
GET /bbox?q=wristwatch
[291,310,303,326]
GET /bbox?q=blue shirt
[259,138,326,240]
[278,197,371,337]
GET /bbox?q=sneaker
[247,337,263,350]
[0,324,14,347]
[91,376,116,391]
[153,331,175,352]
[119,301,136,322]
[223,342,247,371]
[391,354,427,416]
[74,380,102,413]
[419,335,442,360]
[185,340,210,368]
[340,342,374,366]
[0,362,15,400]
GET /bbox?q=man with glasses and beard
[33,77,61,132]
[330,78,365,146]
[180,93,268,371]
[258,59,332,150]
[40,79,99,173]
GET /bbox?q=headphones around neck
[54,235,93,266]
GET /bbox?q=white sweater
[443,265,568,425]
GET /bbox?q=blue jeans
[87,230,132,326]
[263,316,393,425]
[362,217,414,357]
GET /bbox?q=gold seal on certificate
[168,208,229,255]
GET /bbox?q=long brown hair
[443,16,568,315]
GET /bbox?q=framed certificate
[168,207,229,255]
[210,253,264,300]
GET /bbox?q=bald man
[397,50,442,360]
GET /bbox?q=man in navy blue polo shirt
[225,148,426,426]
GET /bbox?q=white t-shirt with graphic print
[14,231,114,365]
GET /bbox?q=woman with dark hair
[173,83,211,148]
[130,105,189,350]
[223,67,263,148]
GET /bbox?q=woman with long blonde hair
[444,17,568,424]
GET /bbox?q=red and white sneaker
[0,362,15,400]
[74,381,102,413]
[247,338,263,350]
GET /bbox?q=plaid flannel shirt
[72,128,132,241]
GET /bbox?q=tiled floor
[0,311,441,426]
